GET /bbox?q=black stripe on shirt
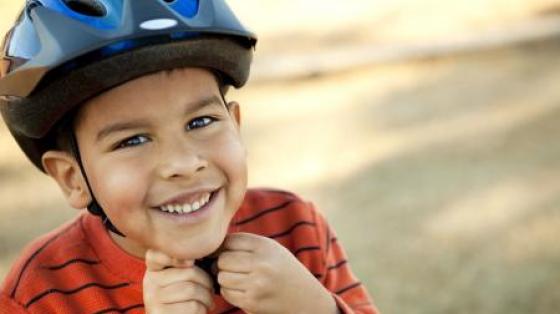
[328,259,348,271]
[293,246,321,257]
[43,258,100,270]
[11,221,78,298]
[93,303,144,314]
[25,282,130,308]
[335,282,362,295]
[268,221,316,239]
[235,200,294,225]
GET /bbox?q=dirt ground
[2,1,560,314]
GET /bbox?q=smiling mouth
[157,190,218,215]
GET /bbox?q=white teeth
[159,192,212,214]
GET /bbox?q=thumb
[145,249,194,271]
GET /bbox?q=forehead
[75,67,221,127]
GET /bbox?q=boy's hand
[217,233,338,314]
[143,249,215,314]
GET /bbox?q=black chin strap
[69,131,125,237]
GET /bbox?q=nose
[157,140,208,180]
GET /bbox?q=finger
[217,251,253,273]
[217,271,249,290]
[222,233,260,252]
[221,287,246,308]
[158,281,214,310]
[161,301,208,314]
[146,249,171,271]
[145,249,193,271]
[150,266,213,290]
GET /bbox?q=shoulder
[234,188,326,247]
[0,214,94,309]
[236,188,318,226]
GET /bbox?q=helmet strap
[68,131,125,237]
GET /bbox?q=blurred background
[2,1,560,313]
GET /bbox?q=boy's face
[73,68,247,260]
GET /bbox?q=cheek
[217,133,248,218]
[213,132,247,184]
[89,161,149,212]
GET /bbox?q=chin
[164,232,226,260]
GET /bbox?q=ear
[226,101,241,129]
[42,151,91,209]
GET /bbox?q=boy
[0,1,379,313]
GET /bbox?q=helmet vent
[62,0,107,17]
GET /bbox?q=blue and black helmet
[0,0,257,171]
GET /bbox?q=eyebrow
[96,94,224,142]
[96,119,150,143]
[184,94,224,116]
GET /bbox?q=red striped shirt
[0,189,379,313]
